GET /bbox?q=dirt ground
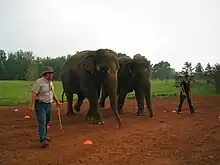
[0,96,220,165]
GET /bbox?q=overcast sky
[0,0,219,71]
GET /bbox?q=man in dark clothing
[177,74,195,114]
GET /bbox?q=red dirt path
[0,96,220,165]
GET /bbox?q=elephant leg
[66,92,75,116]
[144,80,153,118]
[99,89,108,108]
[85,99,94,121]
[86,89,104,125]
[74,94,85,112]
[117,91,127,114]
[134,87,146,116]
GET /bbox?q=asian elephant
[60,49,122,126]
[99,56,153,117]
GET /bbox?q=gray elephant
[60,49,122,126]
[100,56,153,117]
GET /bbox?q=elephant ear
[127,61,135,76]
[81,54,95,74]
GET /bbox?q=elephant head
[79,49,122,125]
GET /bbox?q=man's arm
[30,81,40,109]
[52,82,60,105]
[30,92,37,108]
[189,81,192,95]
[180,81,186,95]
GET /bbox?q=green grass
[0,79,216,106]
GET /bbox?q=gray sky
[0,0,220,71]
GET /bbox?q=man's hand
[29,104,35,116]
[29,104,34,110]
[55,100,61,108]
[53,94,60,108]
[29,92,37,115]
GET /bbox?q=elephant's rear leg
[66,92,75,116]
[117,91,127,114]
[74,94,85,112]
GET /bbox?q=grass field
[0,79,216,106]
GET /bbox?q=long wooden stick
[57,107,63,131]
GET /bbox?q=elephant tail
[61,90,65,103]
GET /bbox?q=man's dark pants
[35,100,52,142]
[178,93,195,113]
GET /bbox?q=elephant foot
[91,120,104,125]
[118,110,124,115]
[137,112,147,116]
[149,113,153,118]
[84,116,93,121]
[85,116,104,125]
[66,111,75,116]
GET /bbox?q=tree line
[0,49,219,93]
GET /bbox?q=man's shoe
[40,140,49,148]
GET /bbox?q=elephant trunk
[143,78,153,117]
[106,70,123,126]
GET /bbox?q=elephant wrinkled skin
[60,49,122,126]
[100,56,153,117]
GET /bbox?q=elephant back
[118,56,132,70]
[61,50,95,72]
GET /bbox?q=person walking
[177,74,195,114]
[29,66,60,148]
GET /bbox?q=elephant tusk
[96,65,100,71]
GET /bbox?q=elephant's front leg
[117,91,127,114]
[86,89,104,125]
[66,92,75,116]
[134,87,146,116]
[74,94,85,112]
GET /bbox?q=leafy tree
[25,60,40,81]
[193,62,204,85]
[204,63,213,76]
[195,62,204,75]
[152,61,172,83]
[211,63,220,94]
[0,50,7,80]
[204,63,214,85]
[181,62,194,75]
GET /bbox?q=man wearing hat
[29,66,60,148]
[177,74,195,114]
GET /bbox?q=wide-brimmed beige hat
[41,66,54,75]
